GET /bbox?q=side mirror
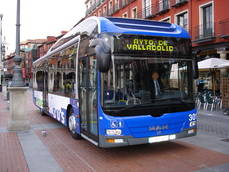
[192,59,199,79]
[90,38,111,73]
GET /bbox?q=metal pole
[0,14,3,87]
[0,14,2,58]
[11,0,24,87]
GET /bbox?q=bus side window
[33,72,37,89]
[36,71,44,91]
[53,72,61,93]
[63,45,77,98]
[47,44,77,98]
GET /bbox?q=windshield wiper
[108,100,163,113]
[110,104,144,113]
[156,97,192,105]
[106,98,193,113]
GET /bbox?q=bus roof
[50,17,190,52]
[98,17,190,38]
[34,17,190,65]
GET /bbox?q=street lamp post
[11,0,24,87]
[7,0,30,131]
[0,14,3,59]
[0,14,3,90]
[0,14,8,98]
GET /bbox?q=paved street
[198,111,229,139]
[0,91,229,172]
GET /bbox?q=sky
[0,0,86,54]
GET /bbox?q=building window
[92,0,96,9]
[115,0,119,11]
[176,11,188,31]
[96,0,100,7]
[132,7,137,18]
[122,0,128,7]
[159,0,169,11]
[122,12,128,18]
[103,5,107,16]
[109,0,113,15]
[161,17,171,23]
[143,0,152,18]
[98,10,102,17]
[202,4,213,37]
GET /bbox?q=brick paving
[0,132,29,172]
[36,129,93,172]
[1,91,229,172]
[0,93,9,128]
[36,127,229,172]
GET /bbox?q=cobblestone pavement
[1,91,229,172]
[198,110,229,139]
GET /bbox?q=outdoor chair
[196,92,206,110]
[213,96,222,111]
[204,91,214,111]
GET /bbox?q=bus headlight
[106,129,122,136]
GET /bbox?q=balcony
[219,19,229,39]
[193,23,215,43]
[108,8,114,16]
[121,0,136,8]
[86,0,104,16]
[142,5,156,19]
[86,8,91,16]
[156,0,170,15]
[91,4,96,11]
[114,3,120,12]
[96,0,101,7]
[128,0,136,3]
[86,4,96,16]
[121,0,128,8]
[171,0,188,8]
[102,10,108,17]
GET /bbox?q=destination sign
[126,39,174,52]
[113,35,191,57]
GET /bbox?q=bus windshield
[101,56,194,116]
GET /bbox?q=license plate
[148,134,176,143]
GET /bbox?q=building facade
[4,31,67,86]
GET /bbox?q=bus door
[43,63,49,112]
[78,56,98,142]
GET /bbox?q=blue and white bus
[32,17,198,148]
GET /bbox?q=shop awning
[216,62,229,68]
[198,58,229,69]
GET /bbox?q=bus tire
[67,106,81,140]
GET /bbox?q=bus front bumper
[99,128,197,148]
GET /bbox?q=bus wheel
[67,107,81,139]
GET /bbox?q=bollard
[7,87,30,131]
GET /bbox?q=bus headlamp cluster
[106,138,124,143]
[106,129,122,136]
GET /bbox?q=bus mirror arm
[90,39,111,73]
[192,58,199,79]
